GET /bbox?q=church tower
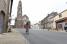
[15,0,30,28]
[17,0,22,17]
[15,0,23,28]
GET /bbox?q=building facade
[15,0,23,28]
[47,12,58,30]
[41,12,58,30]
[38,21,43,29]
[53,9,67,31]
[33,23,40,30]
[0,0,13,33]
[15,0,29,28]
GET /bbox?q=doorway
[0,11,4,33]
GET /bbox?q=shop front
[56,17,67,31]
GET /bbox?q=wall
[0,0,11,33]
[53,10,67,30]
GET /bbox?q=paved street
[17,29,67,44]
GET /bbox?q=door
[57,23,63,30]
[0,13,4,33]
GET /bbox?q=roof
[22,15,29,19]
[60,9,67,14]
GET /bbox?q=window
[57,24,62,29]
[59,13,62,18]
[65,23,67,25]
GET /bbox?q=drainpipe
[8,0,13,32]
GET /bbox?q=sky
[11,0,67,25]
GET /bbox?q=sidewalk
[0,29,29,44]
[49,29,66,32]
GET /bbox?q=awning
[55,17,67,23]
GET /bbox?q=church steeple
[17,0,22,17]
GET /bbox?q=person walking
[24,21,31,34]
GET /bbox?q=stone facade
[53,9,67,31]
[0,0,13,33]
[41,12,58,30]
[15,0,29,28]
[15,0,23,28]
[15,15,29,28]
